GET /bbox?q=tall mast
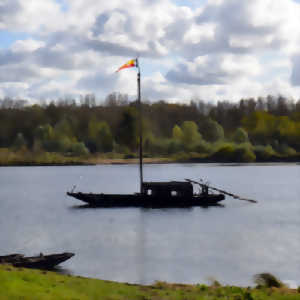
[136,58,143,194]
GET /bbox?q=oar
[185,178,257,204]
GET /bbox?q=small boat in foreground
[67,181,225,208]
[0,252,74,269]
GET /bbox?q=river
[0,163,299,287]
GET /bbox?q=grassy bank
[0,149,92,166]
[0,149,176,166]
[0,265,299,300]
[86,156,174,165]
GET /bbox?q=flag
[116,59,137,72]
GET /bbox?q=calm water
[0,163,299,287]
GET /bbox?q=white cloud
[290,55,300,86]
[0,82,29,98]
[12,39,45,53]
[1,0,300,101]
[183,23,216,44]
[0,0,64,32]
[0,63,38,83]
[142,72,193,102]
[166,54,261,86]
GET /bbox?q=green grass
[0,265,299,300]
[0,149,90,166]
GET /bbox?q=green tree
[275,116,299,146]
[88,120,114,153]
[211,144,235,162]
[13,133,27,151]
[233,127,249,144]
[276,143,297,156]
[70,142,89,156]
[200,119,224,143]
[48,118,79,153]
[181,121,202,147]
[48,136,73,153]
[242,111,276,144]
[116,107,139,151]
[34,124,54,141]
[235,145,256,162]
[54,118,74,139]
[167,139,184,154]
[172,124,183,141]
[254,145,277,161]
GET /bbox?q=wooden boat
[66,59,226,208]
[0,252,74,269]
[67,181,225,207]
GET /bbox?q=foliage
[70,142,90,156]
[199,118,224,143]
[254,145,277,161]
[0,95,299,163]
[167,139,184,155]
[13,133,27,151]
[211,143,236,162]
[233,127,249,144]
[0,148,85,165]
[87,120,114,152]
[34,124,54,141]
[210,142,256,163]
[235,144,256,162]
[172,124,183,141]
[243,112,300,149]
[194,139,212,154]
[276,144,297,156]
[144,136,169,156]
[181,121,202,149]
[116,107,139,151]
[254,273,286,288]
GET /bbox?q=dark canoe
[0,252,74,269]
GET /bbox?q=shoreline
[0,265,299,299]
[0,157,299,167]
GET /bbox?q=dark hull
[67,192,225,207]
[0,252,74,269]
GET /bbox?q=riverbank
[0,153,299,167]
[0,149,176,166]
[0,265,299,300]
[86,156,174,165]
[1,147,300,166]
[0,157,173,166]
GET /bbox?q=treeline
[0,93,300,164]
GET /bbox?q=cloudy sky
[1,0,300,103]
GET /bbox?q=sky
[1,0,300,103]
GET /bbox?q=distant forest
[1,93,300,164]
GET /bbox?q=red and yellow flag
[116,59,137,72]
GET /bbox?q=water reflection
[69,204,225,210]
[54,266,73,276]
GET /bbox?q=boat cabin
[142,181,193,197]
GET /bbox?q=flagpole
[137,58,143,194]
